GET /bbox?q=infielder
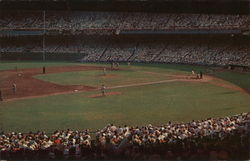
[101,84,106,96]
[12,83,17,94]
[0,89,3,101]
[103,68,106,75]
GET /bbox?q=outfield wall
[0,52,87,62]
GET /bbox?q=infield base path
[0,66,108,101]
[0,65,248,102]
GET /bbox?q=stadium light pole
[43,10,46,62]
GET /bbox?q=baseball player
[43,66,46,74]
[101,84,106,96]
[103,68,106,75]
[0,89,3,101]
[111,62,114,70]
[200,71,203,79]
[12,83,17,94]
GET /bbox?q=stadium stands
[1,35,250,66]
[1,113,249,160]
[1,1,250,160]
[1,11,250,31]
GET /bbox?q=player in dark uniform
[111,61,114,70]
[43,66,46,74]
[200,71,203,79]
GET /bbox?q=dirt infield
[141,71,249,94]
[207,77,248,94]
[0,66,107,101]
[0,65,248,102]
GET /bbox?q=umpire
[43,66,46,74]
[200,71,203,79]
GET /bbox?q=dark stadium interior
[0,0,249,14]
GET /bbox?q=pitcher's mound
[87,92,121,98]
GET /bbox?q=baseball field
[0,61,249,132]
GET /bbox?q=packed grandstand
[1,11,250,67]
[0,0,250,160]
[1,11,250,30]
[1,35,250,66]
[0,113,250,160]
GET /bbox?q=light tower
[43,10,46,61]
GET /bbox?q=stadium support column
[249,0,250,14]
[43,34,45,61]
[43,10,46,61]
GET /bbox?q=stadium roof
[0,0,248,1]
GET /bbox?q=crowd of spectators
[1,36,250,66]
[1,11,250,31]
[1,112,249,160]
[0,129,92,160]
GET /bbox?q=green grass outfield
[35,69,171,87]
[214,71,250,92]
[0,62,249,132]
[0,61,79,71]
